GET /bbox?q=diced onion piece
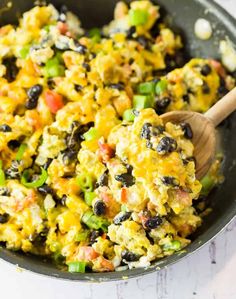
[194,18,212,40]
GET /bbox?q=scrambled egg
[0,1,234,273]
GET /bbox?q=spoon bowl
[161,87,236,179]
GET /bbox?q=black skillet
[0,0,235,282]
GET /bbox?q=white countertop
[0,1,236,298]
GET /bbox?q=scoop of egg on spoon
[160,87,236,179]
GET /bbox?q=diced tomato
[57,22,68,35]
[78,246,99,261]
[96,256,114,272]
[121,187,128,203]
[209,59,226,78]
[98,141,115,163]
[45,90,64,114]
[176,189,192,207]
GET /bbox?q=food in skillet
[0,1,234,273]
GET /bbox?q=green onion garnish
[0,160,5,186]
[75,230,90,242]
[155,79,168,95]
[200,175,215,196]
[15,143,27,161]
[84,191,96,206]
[123,109,136,122]
[76,173,94,192]
[83,128,99,141]
[19,45,30,59]
[133,95,153,110]
[21,167,48,188]
[67,261,86,273]
[138,81,155,95]
[163,240,181,251]
[129,9,148,26]
[82,210,110,231]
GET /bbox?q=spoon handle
[204,87,236,127]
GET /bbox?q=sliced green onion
[133,95,153,110]
[89,27,101,43]
[67,261,86,273]
[123,109,136,122]
[129,9,148,26]
[43,56,65,78]
[138,81,155,94]
[155,79,168,95]
[21,167,48,188]
[82,210,110,231]
[19,45,30,59]
[200,175,215,196]
[15,143,27,161]
[163,240,181,251]
[83,128,99,141]
[75,230,90,242]
[76,173,93,192]
[84,191,96,206]
[0,160,5,186]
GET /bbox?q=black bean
[5,160,20,179]
[74,84,83,92]
[3,57,19,82]
[0,187,10,196]
[7,140,20,150]
[201,64,212,76]
[114,212,132,225]
[141,123,152,140]
[115,173,135,187]
[108,82,125,90]
[146,140,153,149]
[62,150,77,165]
[183,94,190,103]
[155,97,171,111]
[82,62,91,72]
[156,136,177,155]
[202,82,210,94]
[43,158,53,170]
[218,79,228,97]
[161,176,179,187]
[90,230,102,244]
[61,195,67,206]
[121,250,140,262]
[180,122,193,139]
[37,184,53,195]
[0,124,12,132]
[73,42,87,55]
[47,78,56,90]
[0,213,9,224]
[126,26,136,39]
[152,125,165,136]
[140,123,152,140]
[98,171,109,187]
[25,84,43,110]
[136,35,150,49]
[144,216,163,229]
[94,200,106,216]
[126,164,133,174]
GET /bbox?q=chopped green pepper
[15,143,27,161]
[21,167,48,188]
[19,45,30,59]
[123,109,136,122]
[155,79,168,95]
[129,9,148,26]
[76,173,93,192]
[43,56,65,78]
[67,261,86,273]
[75,230,90,242]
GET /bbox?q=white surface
[0,1,236,299]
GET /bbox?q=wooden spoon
[160,87,236,179]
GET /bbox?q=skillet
[0,0,235,282]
